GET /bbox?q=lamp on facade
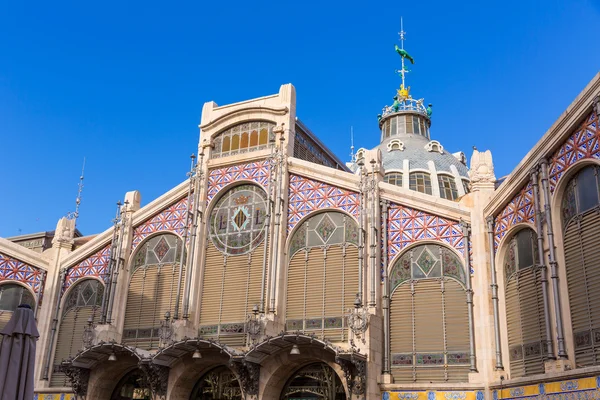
[290,344,301,355]
[108,351,117,361]
[192,348,202,359]
[246,304,263,343]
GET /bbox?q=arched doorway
[281,362,346,400]
[189,366,242,400]
[111,368,151,400]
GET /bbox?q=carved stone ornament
[138,359,170,398]
[229,358,260,396]
[61,362,90,397]
[347,307,369,337]
[469,149,496,185]
[53,216,76,244]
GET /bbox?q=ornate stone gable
[287,174,360,232]
[493,182,536,249]
[131,197,189,250]
[549,110,599,193]
[207,160,271,203]
[387,203,465,261]
[0,252,45,294]
[63,245,111,291]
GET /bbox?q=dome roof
[374,134,469,178]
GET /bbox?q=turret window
[438,175,459,200]
[409,172,432,195]
[386,139,405,152]
[380,115,430,141]
[384,172,403,187]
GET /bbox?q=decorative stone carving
[61,362,90,397]
[469,149,496,189]
[53,217,76,245]
[138,359,169,398]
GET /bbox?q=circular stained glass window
[209,184,268,255]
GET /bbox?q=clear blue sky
[1,1,599,237]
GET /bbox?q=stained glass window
[63,279,104,313]
[0,283,35,312]
[133,234,184,271]
[209,184,268,255]
[288,211,358,257]
[409,172,432,195]
[384,172,403,187]
[390,244,465,292]
[211,121,274,158]
[438,175,459,200]
[503,229,537,280]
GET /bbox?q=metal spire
[350,126,355,162]
[67,157,85,225]
[398,17,407,90]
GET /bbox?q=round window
[209,184,268,255]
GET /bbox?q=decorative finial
[394,17,414,96]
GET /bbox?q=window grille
[438,175,459,201]
[286,212,359,342]
[51,279,103,387]
[503,228,547,377]
[123,233,185,350]
[389,244,470,382]
[384,172,403,187]
[562,165,600,366]
[211,121,274,158]
[409,172,432,195]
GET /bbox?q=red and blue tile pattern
[493,182,536,249]
[131,197,189,250]
[63,245,111,291]
[549,110,599,193]
[287,174,360,232]
[387,203,465,261]
[0,252,45,294]
[207,160,271,202]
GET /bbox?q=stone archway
[189,365,242,400]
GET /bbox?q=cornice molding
[199,105,289,131]
[0,237,50,269]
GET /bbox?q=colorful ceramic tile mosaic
[34,394,74,400]
[0,252,45,294]
[382,390,484,400]
[207,160,271,202]
[549,110,599,194]
[492,375,600,400]
[493,182,536,249]
[131,196,189,249]
[287,174,360,232]
[387,202,465,261]
[63,245,111,291]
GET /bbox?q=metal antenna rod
[74,157,86,224]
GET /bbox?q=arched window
[561,165,600,367]
[462,179,470,194]
[199,184,268,345]
[111,369,151,400]
[0,283,35,329]
[286,212,359,341]
[383,172,403,187]
[503,228,547,377]
[190,366,242,400]
[51,279,104,387]
[211,121,274,158]
[386,139,405,152]
[409,172,432,195]
[389,244,469,382]
[438,175,459,201]
[123,233,185,350]
[281,363,346,400]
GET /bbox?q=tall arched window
[561,164,600,366]
[409,172,432,195]
[51,279,104,387]
[438,175,459,200]
[389,244,469,382]
[123,233,185,350]
[0,283,35,329]
[211,121,274,158]
[286,212,359,341]
[383,172,403,187]
[503,228,547,377]
[199,184,268,345]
